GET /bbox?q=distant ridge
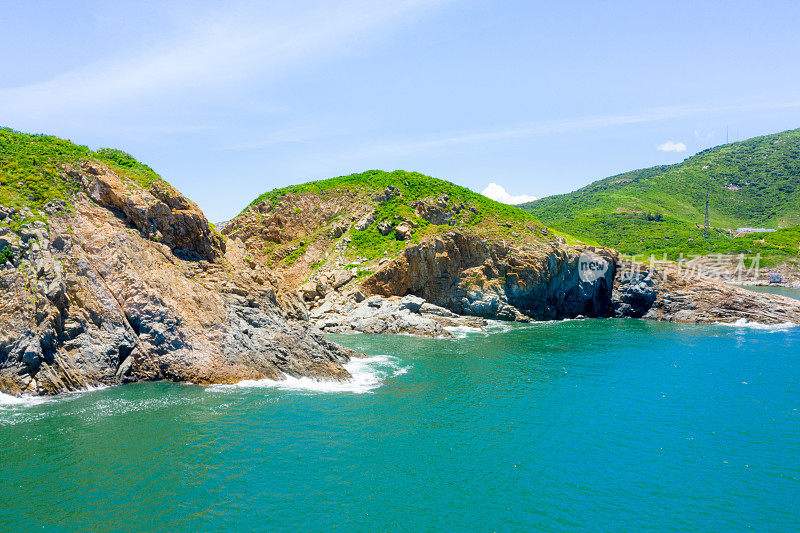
[519,128,800,263]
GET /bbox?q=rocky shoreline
[0,163,354,396]
[311,294,487,337]
[613,260,800,324]
[3,165,799,398]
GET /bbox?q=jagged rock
[374,186,401,203]
[363,232,615,321]
[310,291,488,337]
[413,200,453,225]
[0,172,354,396]
[612,260,800,324]
[63,163,225,262]
[355,211,376,231]
[613,269,658,318]
[395,222,414,241]
[377,219,393,236]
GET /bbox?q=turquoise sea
[1,319,799,531]
[742,285,800,301]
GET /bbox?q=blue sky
[2,0,800,221]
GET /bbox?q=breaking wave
[0,384,109,409]
[714,318,798,331]
[0,392,50,407]
[207,354,410,395]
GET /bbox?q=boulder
[419,302,459,318]
[374,186,401,203]
[355,211,376,231]
[395,222,414,241]
[330,269,355,289]
[413,200,453,226]
[399,294,426,313]
[378,219,393,236]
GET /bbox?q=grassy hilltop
[0,127,165,216]
[519,128,800,264]
[233,169,553,267]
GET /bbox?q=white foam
[485,320,515,333]
[0,383,109,412]
[207,354,410,395]
[443,325,486,339]
[0,392,49,407]
[67,384,110,395]
[445,319,537,338]
[715,318,798,331]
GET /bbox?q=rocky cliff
[224,171,618,332]
[613,260,800,324]
[362,232,615,321]
[0,162,351,396]
[227,170,800,331]
[4,134,797,396]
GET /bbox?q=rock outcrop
[221,171,800,337]
[0,165,352,396]
[613,260,800,324]
[311,295,486,336]
[363,232,616,321]
[65,163,225,262]
[224,176,617,327]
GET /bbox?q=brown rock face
[413,199,454,226]
[64,163,225,262]
[0,169,352,396]
[362,232,617,320]
[224,191,370,246]
[394,221,414,241]
[613,261,800,324]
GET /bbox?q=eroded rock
[0,177,354,396]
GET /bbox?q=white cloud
[656,140,687,152]
[481,183,537,205]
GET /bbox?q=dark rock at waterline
[613,270,658,318]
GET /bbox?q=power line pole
[704,187,710,239]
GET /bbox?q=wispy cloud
[656,140,687,152]
[344,96,800,157]
[481,183,537,204]
[0,0,447,121]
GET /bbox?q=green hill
[519,128,800,264]
[227,169,553,270]
[0,127,165,217]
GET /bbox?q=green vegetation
[551,213,798,266]
[0,127,164,215]
[283,241,310,265]
[0,246,12,265]
[520,128,800,264]
[246,169,536,226]
[246,170,547,262]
